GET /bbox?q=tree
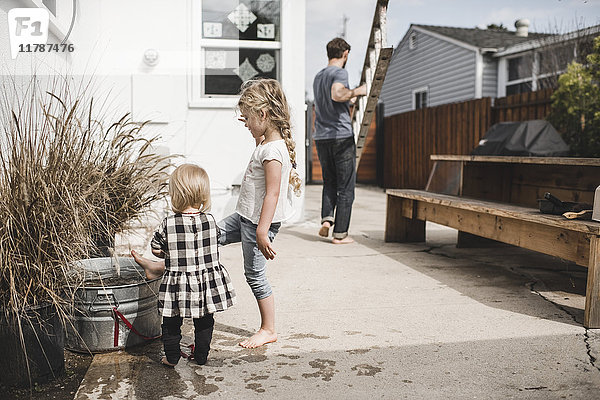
[547,36,600,157]
[486,23,507,31]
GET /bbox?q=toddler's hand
[257,232,276,260]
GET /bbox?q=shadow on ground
[350,227,587,327]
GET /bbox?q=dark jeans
[162,314,214,365]
[315,136,356,239]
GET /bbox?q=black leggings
[162,314,214,365]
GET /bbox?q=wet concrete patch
[244,374,269,383]
[239,354,267,363]
[245,382,265,393]
[278,354,300,359]
[130,351,219,399]
[189,374,219,396]
[351,364,382,376]
[288,333,329,340]
[346,349,371,355]
[301,359,338,381]
[210,346,268,367]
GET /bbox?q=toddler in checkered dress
[133,79,302,350]
[146,164,235,367]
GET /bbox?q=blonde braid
[278,119,302,197]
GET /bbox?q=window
[505,54,533,95]
[539,44,573,75]
[504,44,578,95]
[202,0,280,41]
[409,32,417,50]
[203,48,278,95]
[42,0,56,16]
[508,54,532,81]
[193,0,281,100]
[413,87,428,109]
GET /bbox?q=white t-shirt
[236,139,294,224]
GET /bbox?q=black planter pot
[0,303,65,388]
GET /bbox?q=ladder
[352,0,393,168]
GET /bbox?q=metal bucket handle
[89,289,119,312]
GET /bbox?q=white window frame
[504,45,575,95]
[19,0,73,42]
[189,0,282,108]
[412,86,428,110]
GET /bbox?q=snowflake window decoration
[256,53,275,73]
[227,4,257,33]
[234,58,259,82]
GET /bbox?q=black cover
[472,120,569,156]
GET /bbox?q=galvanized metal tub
[66,257,161,353]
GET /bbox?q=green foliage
[486,23,507,31]
[548,36,600,157]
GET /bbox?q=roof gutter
[494,24,600,57]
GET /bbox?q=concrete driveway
[75,185,600,399]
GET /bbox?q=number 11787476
[19,43,74,52]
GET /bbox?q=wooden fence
[383,89,554,189]
[492,89,553,123]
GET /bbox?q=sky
[305,0,600,100]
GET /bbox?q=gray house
[380,21,599,117]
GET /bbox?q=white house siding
[482,54,497,98]
[0,0,306,222]
[381,29,476,117]
[0,1,71,91]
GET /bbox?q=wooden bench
[384,155,600,328]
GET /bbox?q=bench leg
[585,235,600,329]
[385,196,425,242]
[457,232,506,248]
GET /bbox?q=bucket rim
[67,256,161,289]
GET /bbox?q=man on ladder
[313,37,366,244]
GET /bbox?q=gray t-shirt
[312,66,353,141]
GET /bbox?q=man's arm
[331,83,367,103]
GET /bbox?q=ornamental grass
[0,74,170,331]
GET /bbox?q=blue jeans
[315,136,356,239]
[218,213,280,300]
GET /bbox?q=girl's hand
[257,231,276,260]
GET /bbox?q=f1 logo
[8,8,49,59]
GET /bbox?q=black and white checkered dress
[151,212,235,318]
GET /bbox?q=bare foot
[318,222,331,237]
[131,250,165,280]
[332,236,354,244]
[161,356,176,368]
[239,329,277,348]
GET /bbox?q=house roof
[413,24,552,50]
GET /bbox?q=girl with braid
[134,78,301,349]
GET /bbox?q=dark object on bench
[472,120,569,157]
[538,192,592,215]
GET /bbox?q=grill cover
[472,120,569,156]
